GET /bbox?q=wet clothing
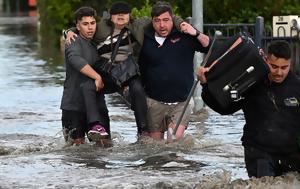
[82,74,147,133]
[60,35,109,140]
[146,97,191,132]
[138,25,210,132]
[62,110,88,140]
[201,72,300,177]
[82,18,151,134]
[93,18,145,46]
[60,35,99,112]
[244,145,300,177]
[139,26,210,103]
[92,16,184,50]
[62,108,109,140]
[65,17,184,134]
[97,28,135,62]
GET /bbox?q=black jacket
[202,72,300,155]
[139,26,209,103]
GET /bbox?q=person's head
[110,1,131,29]
[74,6,97,40]
[267,40,291,83]
[151,1,174,37]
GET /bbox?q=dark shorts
[61,110,89,141]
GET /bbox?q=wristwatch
[195,29,201,37]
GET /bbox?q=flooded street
[0,15,299,189]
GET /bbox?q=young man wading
[60,7,109,145]
[198,41,300,178]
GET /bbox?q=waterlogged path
[0,15,299,189]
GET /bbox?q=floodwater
[0,14,299,189]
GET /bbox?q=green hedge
[37,0,109,46]
[37,0,300,47]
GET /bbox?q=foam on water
[0,131,300,188]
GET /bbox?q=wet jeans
[81,74,148,134]
[244,145,300,178]
[79,84,110,135]
[62,110,87,140]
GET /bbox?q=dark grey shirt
[60,35,98,112]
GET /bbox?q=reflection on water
[0,15,299,189]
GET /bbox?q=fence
[203,16,300,76]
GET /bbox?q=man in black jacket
[198,40,300,177]
[139,1,210,140]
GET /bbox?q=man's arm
[65,42,104,91]
[197,66,241,114]
[173,15,184,30]
[180,22,210,47]
[80,65,104,91]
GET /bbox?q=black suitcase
[204,33,270,108]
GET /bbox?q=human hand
[95,76,104,91]
[180,22,197,36]
[197,66,210,84]
[66,30,78,45]
[180,22,210,47]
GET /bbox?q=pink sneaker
[88,125,109,141]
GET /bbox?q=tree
[37,0,300,47]
[37,0,107,46]
[203,0,300,25]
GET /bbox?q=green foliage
[203,0,300,25]
[131,0,180,18]
[37,0,80,35]
[131,0,151,17]
[171,0,192,18]
[37,0,300,47]
[37,0,108,46]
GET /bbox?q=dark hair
[151,1,173,18]
[74,6,97,23]
[267,40,291,59]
